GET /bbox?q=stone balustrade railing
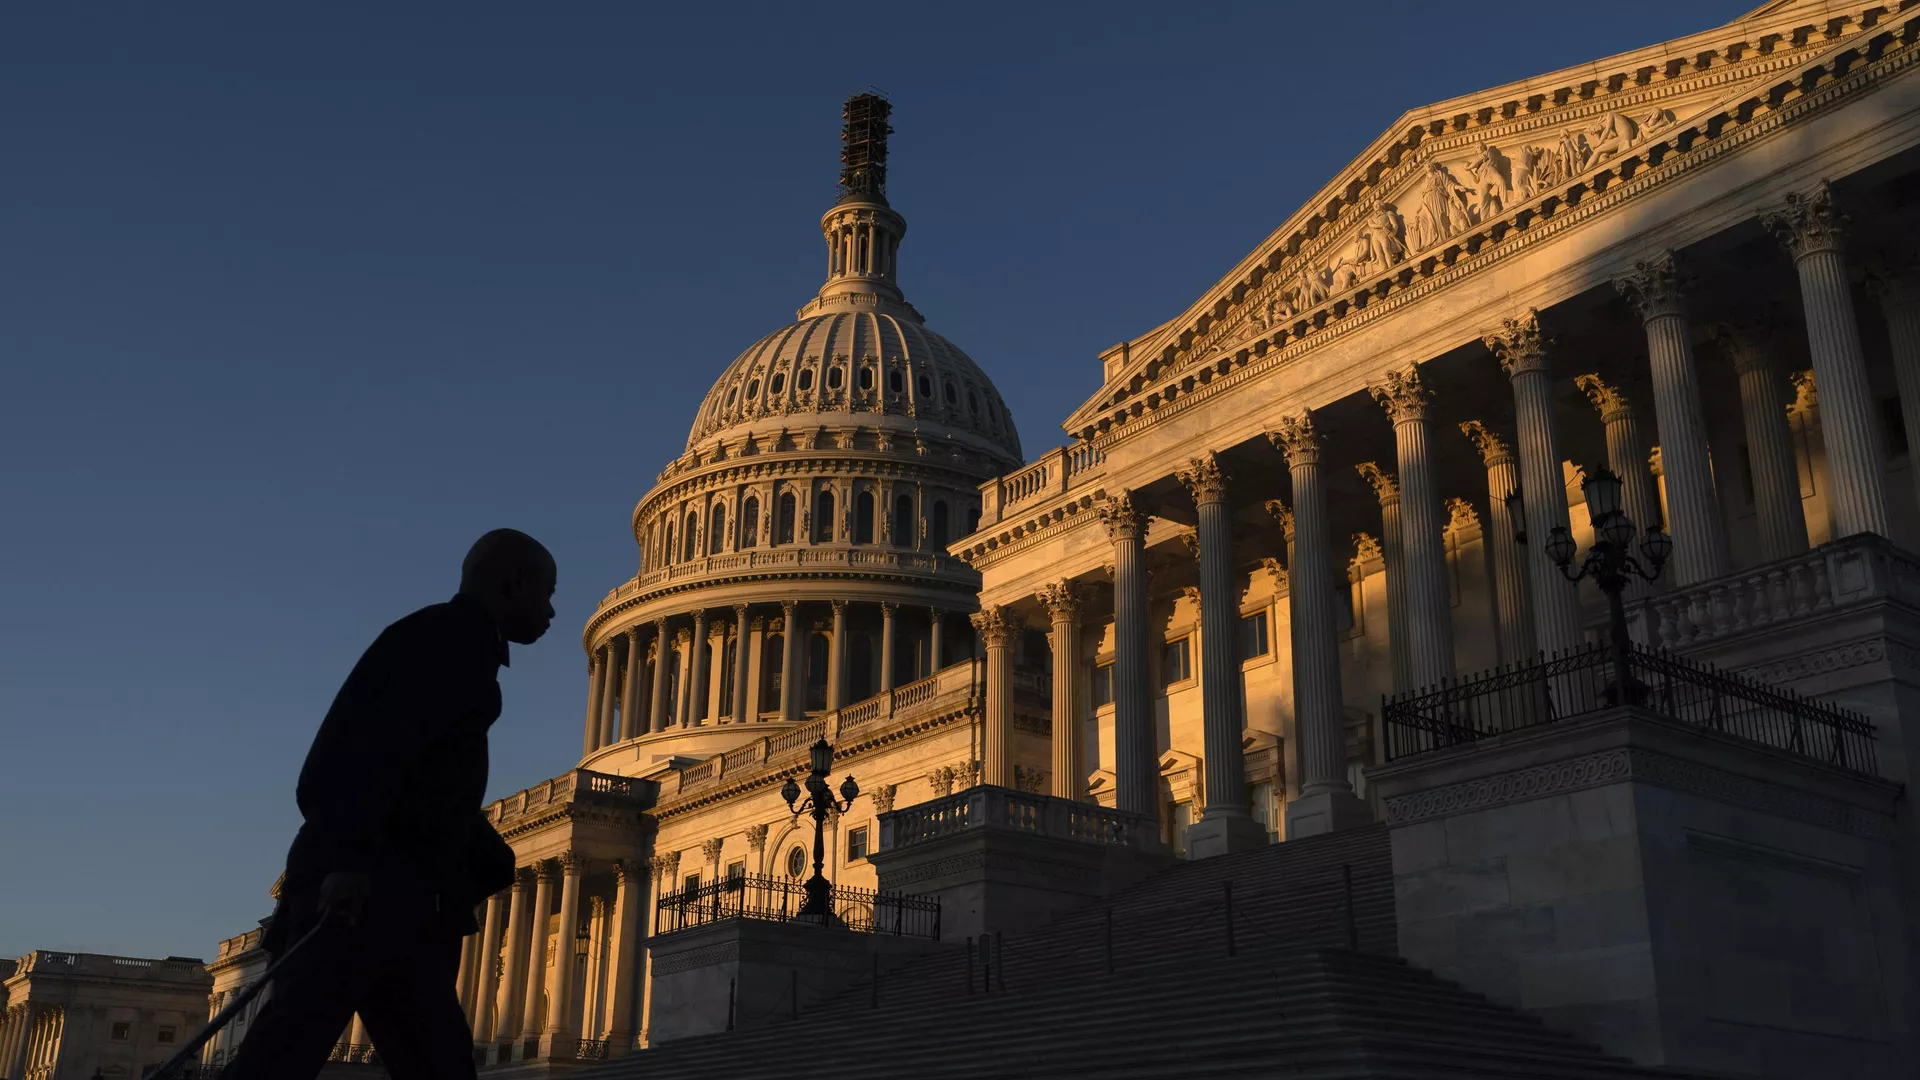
[13,950,208,979]
[877,784,1153,852]
[1649,534,1920,651]
[978,442,1107,528]
[485,768,649,826]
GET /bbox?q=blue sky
[0,3,1730,959]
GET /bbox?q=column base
[1185,812,1271,858]
[1284,788,1372,839]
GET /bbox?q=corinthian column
[1268,414,1369,837]
[1764,184,1890,539]
[1176,453,1266,855]
[597,643,619,748]
[1355,462,1408,693]
[581,652,605,757]
[495,868,535,1042]
[1871,262,1920,516]
[780,602,802,721]
[879,603,897,693]
[604,859,645,1055]
[1573,374,1663,600]
[473,889,507,1037]
[684,610,709,727]
[1370,366,1455,689]
[732,605,751,723]
[1038,581,1083,801]
[1460,422,1536,663]
[1711,317,1810,562]
[520,862,557,1040]
[1484,311,1582,655]
[620,628,644,742]
[827,600,848,708]
[648,618,671,733]
[1614,252,1729,583]
[972,605,1016,787]
[1099,491,1158,820]
[543,853,583,1046]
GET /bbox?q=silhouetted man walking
[223,530,556,1080]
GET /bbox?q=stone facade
[0,950,211,1080]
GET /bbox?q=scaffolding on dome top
[839,89,893,199]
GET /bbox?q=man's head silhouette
[460,529,557,644]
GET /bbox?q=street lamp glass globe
[809,738,833,776]
[840,775,859,803]
[780,776,800,807]
[1582,467,1624,521]
[1641,526,1673,566]
[1545,526,1578,567]
[1600,511,1636,549]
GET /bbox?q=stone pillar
[544,853,583,1044]
[455,932,478,1021]
[1372,365,1456,689]
[973,605,1016,788]
[880,603,897,692]
[1871,264,1920,518]
[495,868,534,1042]
[1459,422,1537,664]
[473,889,507,1037]
[620,627,644,741]
[1100,490,1159,820]
[827,600,849,708]
[1039,582,1083,801]
[597,643,619,749]
[1614,251,1729,583]
[684,611,709,727]
[1356,463,1409,692]
[1574,374,1664,601]
[780,602,802,721]
[2,1005,32,1080]
[929,608,945,672]
[732,605,751,723]
[1484,310,1582,655]
[604,859,645,1055]
[649,618,671,734]
[520,863,557,1040]
[1764,184,1890,539]
[1178,453,1267,856]
[1711,319,1811,562]
[1268,414,1369,837]
[746,616,767,720]
[581,652,605,757]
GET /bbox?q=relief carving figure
[1413,162,1475,250]
[1587,111,1639,163]
[1555,127,1591,183]
[1468,143,1509,221]
[1325,204,1408,291]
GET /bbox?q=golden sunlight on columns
[1485,310,1583,655]
[1371,365,1454,689]
[973,605,1017,787]
[494,868,534,1042]
[1100,491,1158,820]
[1038,582,1083,801]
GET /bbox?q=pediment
[1066,0,1901,437]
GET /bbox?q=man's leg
[220,903,366,1080]
[358,930,477,1080]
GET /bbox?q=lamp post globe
[783,738,858,921]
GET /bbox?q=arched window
[943,381,958,405]
[892,494,914,546]
[709,505,727,554]
[815,490,836,543]
[858,367,874,391]
[855,491,875,544]
[763,633,784,709]
[776,493,796,545]
[888,369,904,394]
[742,496,760,548]
[683,512,699,561]
[770,371,787,395]
[747,378,760,399]
[798,368,815,392]
[967,388,980,413]
[640,525,653,573]
[931,501,950,546]
[725,385,737,406]
[916,373,932,397]
[664,519,676,565]
[827,366,844,391]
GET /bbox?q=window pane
[1239,612,1269,659]
[1162,639,1191,686]
[1092,662,1114,707]
[847,826,870,861]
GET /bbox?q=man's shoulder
[369,599,492,663]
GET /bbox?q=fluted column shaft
[1875,271,1920,517]
[604,861,645,1055]
[1722,328,1811,561]
[1041,586,1082,800]
[1575,377,1663,601]
[1486,313,1583,654]
[3,1005,33,1080]
[648,619,671,733]
[581,655,605,757]
[1373,369,1455,688]
[780,603,802,721]
[827,601,848,708]
[1179,453,1252,824]
[519,866,556,1038]
[732,605,751,723]
[495,869,534,1042]
[880,604,897,692]
[684,611,709,726]
[1364,472,1410,693]
[929,609,945,672]
[597,644,619,748]
[455,932,478,1022]
[620,629,644,741]
[1269,418,1351,801]
[1767,186,1890,538]
[1103,492,1158,819]
[544,856,583,1040]
[473,890,507,1037]
[974,607,1016,787]
[1461,423,1537,663]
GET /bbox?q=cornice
[1070,13,1917,454]
[957,490,1108,572]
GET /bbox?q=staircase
[585,826,1735,1079]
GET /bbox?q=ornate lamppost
[781,737,858,920]
[1540,467,1672,704]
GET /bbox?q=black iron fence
[655,874,941,939]
[1382,641,1878,775]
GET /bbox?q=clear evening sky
[0,3,1727,958]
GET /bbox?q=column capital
[1175,452,1230,506]
[626,625,644,644]
[1354,462,1399,503]
[1762,181,1847,260]
[734,602,749,618]
[1446,497,1479,533]
[1266,412,1321,465]
[745,823,769,851]
[1572,373,1635,421]
[1037,580,1084,620]
[1791,369,1819,414]
[879,601,897,617]
[699,837,724,863]
[829,598,848,616]
[872,783,899,813]
[1612,249,1689,321]
[1259,555,1287,586]
[612,858,642,886]
[558,850,581,875]
[1263,499,1294,537]
[1352,531,1383,565]
[514,866,537,888]
[1368,364,1432,422]
[653,615,669,631]
[970,604,1019,647]
[536,859,562,884]
[780,599,797,616]
[1456,419,1513,464]
[1482,308,1550,376]
[651,851,681,876]
[1099,489,1149,542]
[1708,311,1787,376]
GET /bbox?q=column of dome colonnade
[1269,414,1371,838]
[1765,182,1892,540]
[1370,366,1455,691]
[1178,452,1269,857]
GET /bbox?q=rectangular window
[158,1025,176,1044]
[1239,611,1270,660]
[1162,638,1192,687]
[847,825,870,861]
[1091,662,1114,708]
[111,1022,131,1041]
[682,873,700,896]
[726,860,746,883]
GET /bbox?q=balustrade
[877,785,1151,851]
[1646,534,1920,650]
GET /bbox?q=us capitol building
[9,2,1920,1077]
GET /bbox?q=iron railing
[1382,641,1878,775]
[655,874,941,939]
